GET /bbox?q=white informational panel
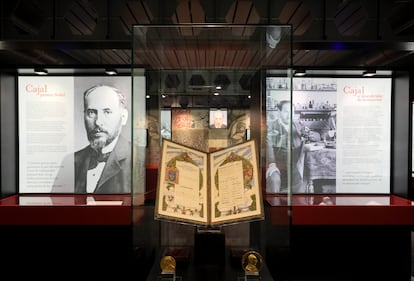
[18,76,134,193]
[336,78,391,193]
[266,77,391,194]
[18,77,74,193]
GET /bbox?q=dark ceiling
[1,0,414,71]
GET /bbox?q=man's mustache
[89,127,108,136]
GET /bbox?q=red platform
[0,194,131,225]
[265,194,414,225]
[2,193,414,226]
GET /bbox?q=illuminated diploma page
[217,161,245,211]
[174,160,200,209]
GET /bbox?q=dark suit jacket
[74,136,131,193]
[210,124,227,128]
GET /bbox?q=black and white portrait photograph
[209,108,228,129]
[53,76,132,194]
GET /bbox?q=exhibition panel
[265,76,392,195]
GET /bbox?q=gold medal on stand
[241,250,263,275]
[160,255,176,274]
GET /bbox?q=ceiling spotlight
[362,70,376,77]
[105,68,118,75]
[34,68,48,75]
[294,69,306,77]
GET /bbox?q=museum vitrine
[131,24,293,280]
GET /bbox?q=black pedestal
[194,230,226,266]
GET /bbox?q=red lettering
[25,84,48,93]
[343,85,364,96]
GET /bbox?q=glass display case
[131,24,293,281]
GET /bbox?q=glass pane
[132,24,292,281]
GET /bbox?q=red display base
[265,194,414,225]
[3,193,414,226]
[0,194,131,225]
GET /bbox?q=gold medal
[241,250,263,274]
[160,255,176,273]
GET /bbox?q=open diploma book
[155,139,264,226]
